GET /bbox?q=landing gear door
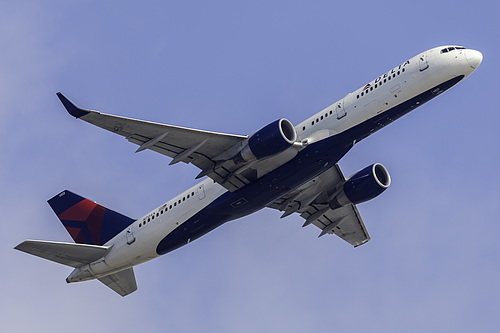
[419,52,429,71]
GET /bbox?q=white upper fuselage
[68,45,482,282]
[297,46,481,143]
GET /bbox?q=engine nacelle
[330,163,391,209]
[234,118,297,164]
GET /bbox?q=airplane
[15,45,482,296]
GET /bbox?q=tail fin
[48,190,134,246]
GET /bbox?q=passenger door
[197,184,206,200]
[419,52,429,71]
[126,226,135,245]
[336,99,347,119]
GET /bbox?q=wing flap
[14,240,110,268]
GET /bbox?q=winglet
[56,92,90,118]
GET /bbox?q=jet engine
[233,118,297,164]
[330,163,391,209]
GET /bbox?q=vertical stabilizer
[48,190,134,246]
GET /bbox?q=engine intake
[330,163,391,209]
[234,118,297,164]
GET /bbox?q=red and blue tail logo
[48,190,135,246]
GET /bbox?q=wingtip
[56,92,90,118]
[13,241,25,251]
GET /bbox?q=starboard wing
[267,164,370,247]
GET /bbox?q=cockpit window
[441,46,466,54]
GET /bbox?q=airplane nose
[465,49,483,69]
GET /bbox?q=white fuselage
[67,46,482,282]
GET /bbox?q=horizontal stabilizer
[14,240,110,268]
[98,268,137,297]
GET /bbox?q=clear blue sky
[2,1,498,332]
